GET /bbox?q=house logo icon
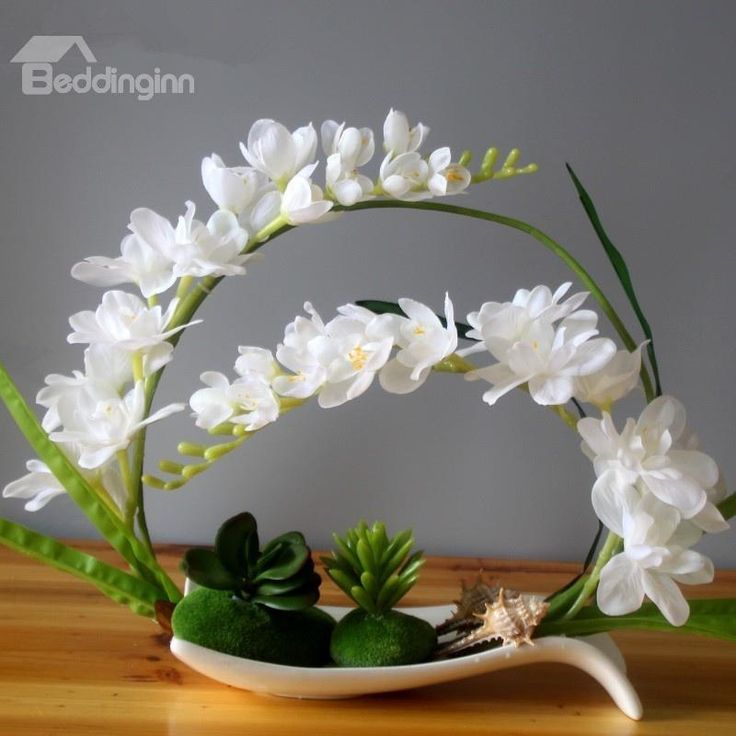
[10,35,194,100]
[11,35,97,64]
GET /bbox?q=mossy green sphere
[172,587,335,667]
[330,609,437,667]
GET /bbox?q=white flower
[382,109,430,156]
[50,382,183,469]
[272,303,394,408]
[249,169,333,227]
[574,344,645,409]
[201,154,267,215]
[380,294,457,394]
[578,396,722,521]
[240,119,317,185]
[596,494,714,626]
[309,307,395,408]
[426,147,471,197]
[190,371,279,432]
[2,452,128,513]
[71,233,175,299]
[321,121,375,206]
[459,282,588,359]
[36,345,139,432]
[468,310,617,406]
[130,202,252,279]
[273,303,330,399]
[3,459,67,511]
[68,290,199,352]
[378,152,432,201]
[235,346,279,380]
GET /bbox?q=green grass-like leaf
[0,517,161,617]
[566,164,662,396]
[538,599,736,641]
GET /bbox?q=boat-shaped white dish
[170,603,643,720]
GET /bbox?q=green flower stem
[561,531,622,620]
[336,200,655,402]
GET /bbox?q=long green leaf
[0,517,159,617]
[356,300,474,340]
[566,164,662,396]
[538,599,736,641]
[0,360,176,600]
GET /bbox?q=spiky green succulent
[182,512,321,611]
[321,521,425,615]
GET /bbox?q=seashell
[436,574,500,635]
[436,587,549,657]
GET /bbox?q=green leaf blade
[566,164,662,396]
[0,517,160,617]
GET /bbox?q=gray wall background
[1,1,734,567]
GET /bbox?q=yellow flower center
[348,345,369,371]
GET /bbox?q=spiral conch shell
[437,587,549,657]
[436,575,501,635]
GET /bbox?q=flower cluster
[5,108,502,515]
[3,297,187,513]
[579,396,727,625]
[189,295,458,428]
[460,283,640,408]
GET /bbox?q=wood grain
[0,542,734,735]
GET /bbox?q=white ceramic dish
[170,603,643,720]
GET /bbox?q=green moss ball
[330,608,437,667]
[172,587,335,667]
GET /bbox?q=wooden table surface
[1,542,734,735]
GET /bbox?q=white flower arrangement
[0,109,733,643]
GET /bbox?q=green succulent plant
[321,521,425,615]
[182,512,321,611]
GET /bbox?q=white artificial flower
[190,371,279,432]
[3,451,129,514]
[3,459,67,511]
[130,202,252,279]
[68,290,199,352]
[378,152,432,201]
[273,303,330,399]
[574,344,645,409]
[596,493,714,626]
[380,294,458,394]
[382,109,430,156]
[36,345,138,432]
[201,154,267,215]
[71,233,176,299]
[235,346,279,381]
[578,396,722,521]
[272,303,394,408]
[50,382,183,469]
[325,153,374,206]
[459,282,588,359]
[308,308,395,408]
[249,169,333,227]
[467,310,617,406]
[321,121,375,206]
[240,119,317,185]
[426,147,471,197]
